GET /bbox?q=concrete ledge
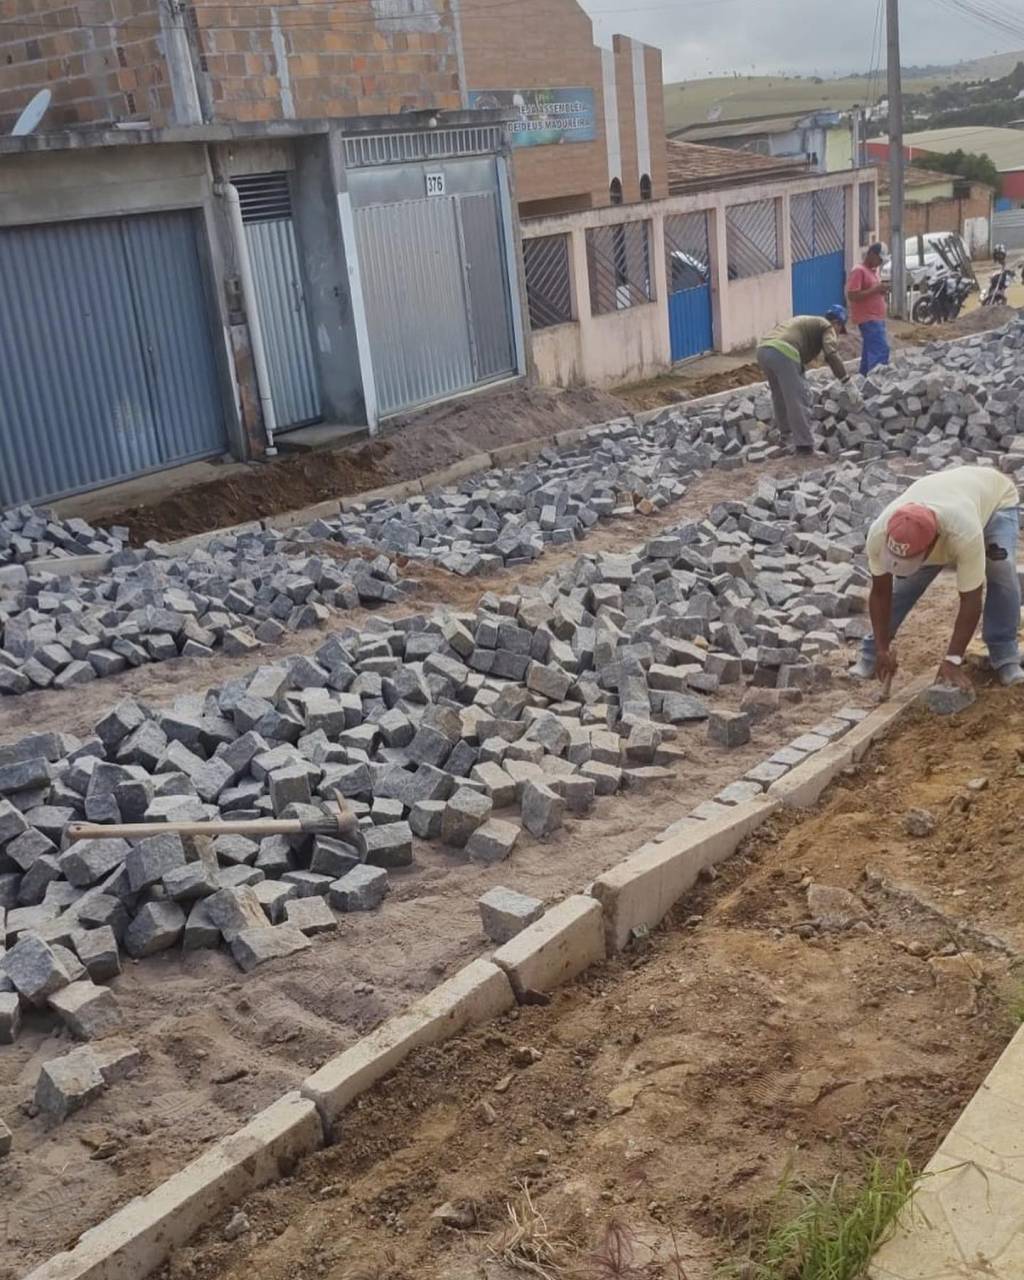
[300,958,513,1127]
[488,440,549,466]
[425,454,493,488]
[768,741,856,810]
[23,1091,322,1280]
[869,1022,1024,1279]
[25,553,112,579]
[267,499,342,531]
[590,797,778,952]
[491,894,605,1000]
[165,520,264,555]
[842,674,931,762]
[342,478,424,508]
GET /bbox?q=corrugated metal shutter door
[234,172,321,430]
[0,210,226,506]
[457,192,515,382]
[993,209,1024,250]
[354,197,475,417]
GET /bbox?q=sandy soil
[159,681,1024,1280]
[98,385,631,545]
[0,563,971,1275]
[0,441,985,1272]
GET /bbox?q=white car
[881,232,970,286]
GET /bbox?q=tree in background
[911,149,1001,193]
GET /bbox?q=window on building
[523,235,574,329]
[586,221,652,314]
[640,174,652,201]
[859,183,877,246]
[726,198,781,279]
[609,178,623,206]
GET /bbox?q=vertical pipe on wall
[218,182,279,455]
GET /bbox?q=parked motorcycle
[981,245,1017,308]
[911,269,973,325]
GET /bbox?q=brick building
[877,167,994,258]
[460,0,665,215]
[0,0,462,130]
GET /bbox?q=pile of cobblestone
[0,506,129,571]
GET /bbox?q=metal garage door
[0,210,227,506]
[353,191,516,417]
[791,188,848,317]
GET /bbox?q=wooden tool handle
[67,820,309,841]
[66,816,357,842]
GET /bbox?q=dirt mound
[103,384,631,545]
[895,303,1015,346]
[156,682,1023,1280]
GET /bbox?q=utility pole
[887,0,906,317]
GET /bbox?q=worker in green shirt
[756,306,851,454]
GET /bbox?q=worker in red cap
[852,467,1023,689]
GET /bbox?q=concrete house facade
[0,0,666,506]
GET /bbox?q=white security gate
[233,172,321,430]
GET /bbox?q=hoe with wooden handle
[66,792,367,858]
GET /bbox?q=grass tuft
[490,1180,578,1279]
[725,1155,917,1280]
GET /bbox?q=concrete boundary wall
[21,679,938,1280]
[520,168,878,385]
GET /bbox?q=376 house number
[425,172,446,196]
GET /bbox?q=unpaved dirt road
[164,682,1023,1280]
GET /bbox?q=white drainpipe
[218,182,278,457]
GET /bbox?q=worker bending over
[756,306,850,454]
[852,466,1024,690]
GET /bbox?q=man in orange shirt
[846,243,890,376]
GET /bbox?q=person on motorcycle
[756,306,851,454]
[846,243,890,376]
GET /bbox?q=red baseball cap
[881,503,939,576]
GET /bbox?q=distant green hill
[664,50,1024,133]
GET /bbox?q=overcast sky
[579,0,1013,81]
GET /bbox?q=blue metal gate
[665,211,714,362]
[0,210,227,505]
[791,188,847,317]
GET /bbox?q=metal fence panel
[727,199,780,279]
[457,192,516,381]
[586,221,652,314]
[791,192,816,262]
[664,211,711,293]
[0,211,225,506]
[354,197,474,417]
[813,187,846,256]
[523,235,573,329]
[793,188,847,262]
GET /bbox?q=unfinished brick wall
[461,0,666,214]
[0,0,172,131]
[0,0,460,132]
[879,185,994,248]
[194,0,461,123]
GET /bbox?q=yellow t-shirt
[866,467,1019,593]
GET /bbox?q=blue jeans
[861,505,1022,668]
[859,320,890,376]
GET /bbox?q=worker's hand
[876,648,899,681]
[937,658,972,692]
